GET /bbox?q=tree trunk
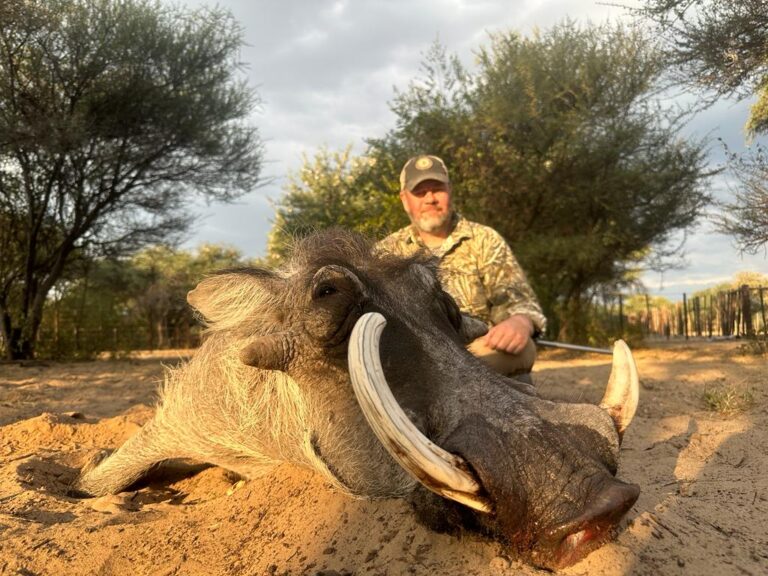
[560,291,589,343]
[1,304,35,360]
[0,306,11,361]
[1,320,36,360]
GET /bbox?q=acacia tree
[720,149,768,252]
[0,0,263,359]
[39,243,251,357]
[377,23,710,340]
[128,244,251,349]
[637,0,768,252]
[637,0,768,130]
[268,146,405,263]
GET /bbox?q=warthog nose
[538,479,640,569]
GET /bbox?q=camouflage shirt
[378,214,547,333]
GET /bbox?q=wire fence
[2,302,203,360]
[34,323,202,358]
[2,285,766,359]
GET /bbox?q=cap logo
[414,157,433,170]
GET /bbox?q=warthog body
[77,229,639,569]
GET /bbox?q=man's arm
[479,230,546,354]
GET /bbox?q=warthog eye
[310,264,364,302]
[313,283,338,299]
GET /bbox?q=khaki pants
[466,337,537,376]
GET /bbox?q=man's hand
[484,314,534,355]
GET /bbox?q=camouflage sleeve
[375,233,398,255]
[477,229,547,334]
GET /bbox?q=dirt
[0,342,766,576]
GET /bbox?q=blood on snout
[536,478,640,569]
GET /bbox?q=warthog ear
[239,333,295,371]
[187,268,283,329]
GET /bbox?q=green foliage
[266,21,710,342]
[637,0,768,135]
[0,0,262,359]
[268,146,406,263]
[374,22,711,341]
[37,243,252,358]
[692,271,768,299]
[624,294,675,314]
[636,1,768,253]
[719,148,768,253]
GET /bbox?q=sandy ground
[0,341,766,576]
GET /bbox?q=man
[378,154,546,375]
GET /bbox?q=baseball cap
[399,155,450,191]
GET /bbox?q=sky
[175,0,767,300]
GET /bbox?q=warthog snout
[348,311,639,568]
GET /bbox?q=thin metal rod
[535,339,613,355]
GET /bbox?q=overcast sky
[175,0,767,299]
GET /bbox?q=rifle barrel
[535,339,613,355]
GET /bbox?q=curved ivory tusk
[599,340,640,438]
[348,312,492,514]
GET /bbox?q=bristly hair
[192,228,441,334]
[285,227,439,280]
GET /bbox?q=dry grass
[702,384,756,415]
[737,338,768,356]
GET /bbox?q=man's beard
[409,209,451,234]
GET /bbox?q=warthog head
[78,229,639,570]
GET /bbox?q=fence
[2,285,766,360]
[1,303,202,360]
[34,322,202,358]
[601,285,768,340]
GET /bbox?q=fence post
[740,284,754,337]
[719,292,727,336]
[728,290,736,336]
[693,296,700,337]
[644,294,651,336]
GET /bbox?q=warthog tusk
[348,312,492,514]
[599,340,640,438]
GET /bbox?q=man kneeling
[378,154,546,377]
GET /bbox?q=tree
[38,243,251,357]
[0,0,263,359]
[268,146,405,263]
[637,0,768,132]
[719,148,768,253]
[375,23,711,341]
[128,243,252,350]
[636,1,768,252]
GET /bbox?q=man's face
[400,179,452,234]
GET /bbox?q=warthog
[76,229,639,570]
